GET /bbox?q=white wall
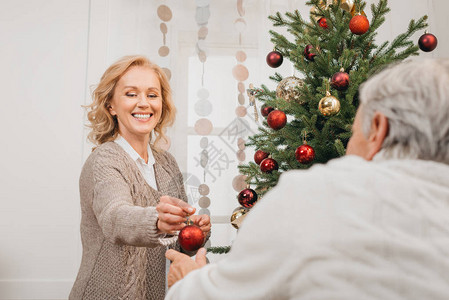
[0,0,89,298]
[0,0,447,299]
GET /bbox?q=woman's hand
[189,214,211,235]
[156,196,195,234]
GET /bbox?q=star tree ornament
[310,0,360,21]
[418,32,438,52]
[339,0,354,14]
[310,1,330,21]
[340,0,366,16]
[266,50,283,68]
[319,90,340,116]
[276,76,305,104]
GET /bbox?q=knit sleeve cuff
[148,210,179,247]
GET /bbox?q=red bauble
[260,158,279,173]
[349,15,369,35]
[303,45,317,61]
[261,105,274,117]
[318,17,328,29]
[295,144,315,164]
[266,51,283,68]
[178,225,205,252]
[254,150,269,165]
[238,188,258,208]
[418,33,438,52]
[331,69,350,91]
[267,110,287,130]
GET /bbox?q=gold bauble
[276,76,305,104]
[318,91,340,116]
[230,208,248,229]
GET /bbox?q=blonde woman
[70,55,211,299]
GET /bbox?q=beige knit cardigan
[70,142,190,300]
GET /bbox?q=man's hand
[156,196,195,234]
[165,248,207,288]
[189,214,211,234]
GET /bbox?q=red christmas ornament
[260,158,279,173]
[266,51,283,68]
[331,68,350,91]
[295,144,315,164]
[349,15,369,35]
[178,224,205,252]
[318,17,328,29]
[238,188,258,208]
[418,33,438,52]
[303,45,317,61]
[254,150,269,165]
[267,110,287,130]
[261,105,274,117]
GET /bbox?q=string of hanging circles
[229,0,253,231]
[157,4,173,81]
[178,0,213,253]
[230,0,439,232]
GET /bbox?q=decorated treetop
[238,0,428,198]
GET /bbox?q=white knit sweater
[166,154,449,300]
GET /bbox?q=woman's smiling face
[109,66,163,142]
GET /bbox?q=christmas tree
[208,0,433,254]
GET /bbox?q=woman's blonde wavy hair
[85,55,176,149]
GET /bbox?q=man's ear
[366,112,389,160]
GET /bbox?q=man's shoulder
[279,155,368,184]
[254,155,369,216]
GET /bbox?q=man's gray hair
[359,58,449,163]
